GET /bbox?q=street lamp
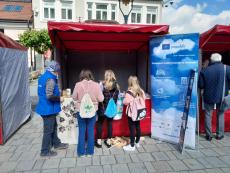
[118,0,134,24]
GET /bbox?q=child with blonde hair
[123,76,146,151]
[95,70,119,148]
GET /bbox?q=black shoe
[216,135,224,140]
[104,140,111,148]
[54,143,69,150]
[205,135,212,141]
[95,141,102,148]
[40,150,57,157]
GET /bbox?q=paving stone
[76,157,91,166]
[204,157,228,168]
[200,148,219,157]
[221,167,230,173]
[199,141,216,148]
[187,151,205,158]
[215,147,230,155]
[59,168,69,173]
[182,158,204,169]
[0,161,17,172]
[219,156,230,166]
[152,151,169,161]
[196,157,214,169]
[100,155,116,165]
[143,144,159,152]
[41,169,59,173]
[9,152,23,161]
[144,137,157,145]
[59,158,76,168]
[136,145,145,152]
[94,148,103,156]
[137,152,154,162]
[204,168,224,173]
[110,147,125,155]
[165,151,177,160]
[129,153,140,162]
[15,144,32,152]
[22,170,40,173]
[33,159,45,170]
[52,150,66,158]
[144,162,156,173]
[102,148,110,155]
[92,156,100,165]
[103,165,112,173]
[189,170,206,173]
[86,165,103,173]
[30,144,41,151]
[0,146,10,153]
[15,159,36,171]
[115,154,132,164]
[0,153,13,162]
[19,151,37,160]
[172,150,191,160]
[42,158,60,169]
[167,160,189,171]
[156,143,172,151]
[6,146,17,153]
[128,163,148,173]
[69,166,86,173]
[152,161,172,172]
[66,149,75,157]
[112,164,129,173]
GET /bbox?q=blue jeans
[76,112,96,156]
[41,115,61,154]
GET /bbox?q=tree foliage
[19,29,52,54]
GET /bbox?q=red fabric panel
[95,99,151,138]
[0,32,27,51]
[48,22,169,52]
[200,25,230,52]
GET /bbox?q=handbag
[221,65,230,111]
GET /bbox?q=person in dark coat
[198,53,230,141]
[95,70,119,148]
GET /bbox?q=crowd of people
[36,61,146,157]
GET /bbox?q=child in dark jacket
[95,70,119,148]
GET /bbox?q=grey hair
[210,53,222,62]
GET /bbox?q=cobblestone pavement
[0,113,230,173]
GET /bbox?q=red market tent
[48,21,169,52]
[48,22,169,137]
[200,25,230,52]
[0,32,31,144]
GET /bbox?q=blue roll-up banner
[150,33,199,149]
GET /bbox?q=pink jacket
[123,89,146,105]
[72,80,104,112]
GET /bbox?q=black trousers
[128,117,141,147]
[96,115,113,139]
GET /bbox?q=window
[87,2,92,20]
[44,7,55,19]
[131,6,142,23]
[111,4,116,20]
[61,8,72,20]
[96,4,108,20]
[146,6,157,24]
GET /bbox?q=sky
[161,0,230,34]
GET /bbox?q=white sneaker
[135,142,140,148]
[123,144,135,151]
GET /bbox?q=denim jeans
[76,112,96,156]
[41,115,61,154]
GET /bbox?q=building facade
[33,0,163,29]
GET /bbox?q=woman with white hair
[198,53,230,141]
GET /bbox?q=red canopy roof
[0,32,27,51]
[48,21,169,52]
[200,25,230,52]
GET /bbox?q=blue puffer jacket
[198,62,230,104]
[36,71,61,116]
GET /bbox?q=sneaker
[54,143,69,150]
[95,141,102,148]
[86,154,93,157]
[104,139,111,148]
[123,144,135,151]
[135,142,140,148]
[205,135,212,141]
[216,135,224,140]
[40,150,57,157]
[78,155,85,158]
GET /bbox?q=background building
[33,0,163,29]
